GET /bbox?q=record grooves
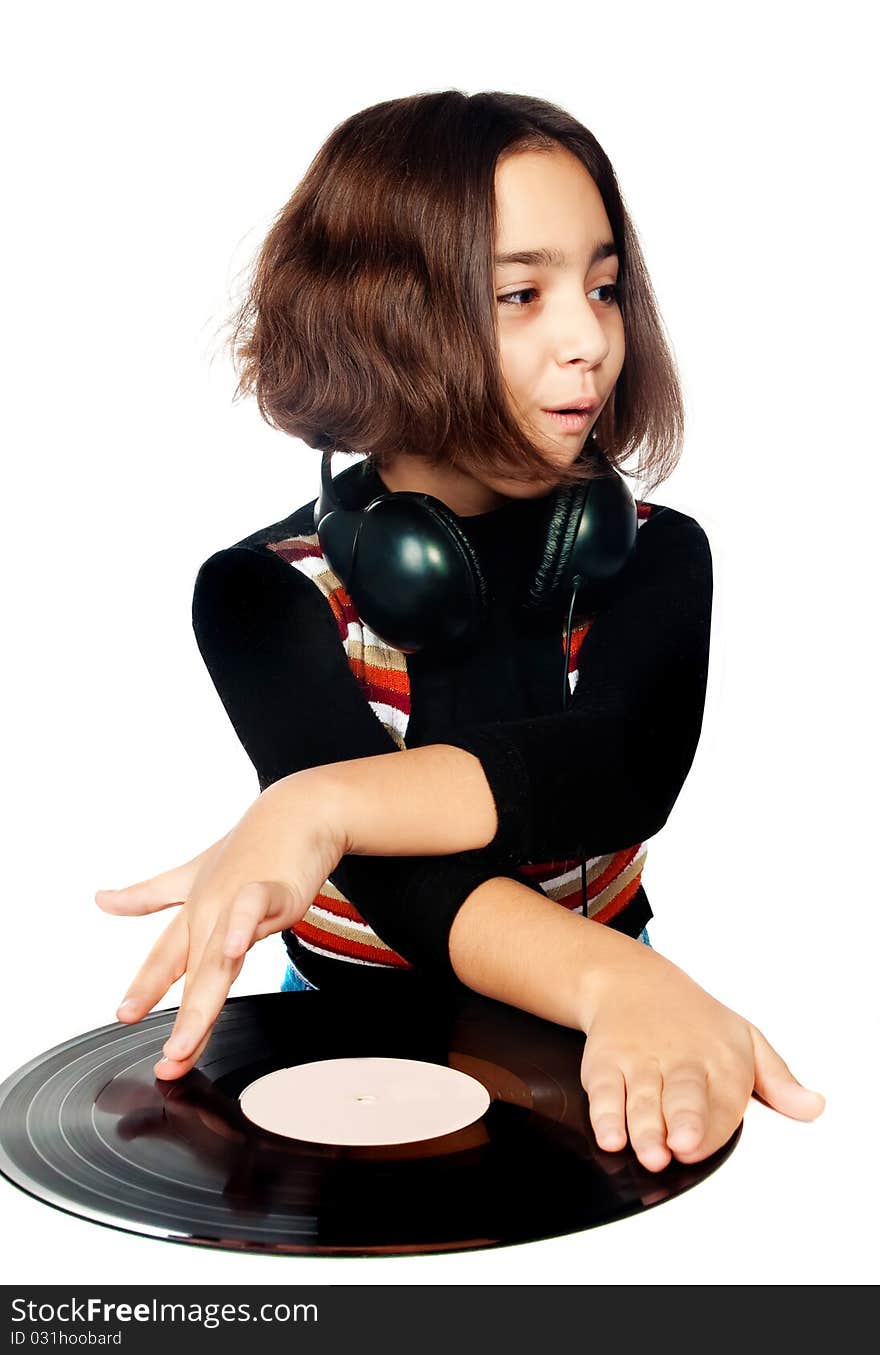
[0,988,741,1255]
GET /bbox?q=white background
[2,0,876,1286]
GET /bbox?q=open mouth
[544,408,592,430]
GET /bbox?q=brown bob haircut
[227,89,684,494]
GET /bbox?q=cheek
[498,333,536,397]
[609,318,625,374]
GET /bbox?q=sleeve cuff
[436,727,534,866]
[333,853,548,980]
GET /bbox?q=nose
[552,292,612,369]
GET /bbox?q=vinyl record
[0,986,741,1256]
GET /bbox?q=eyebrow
[494,241,618,270]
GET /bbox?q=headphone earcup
[318,491,489,654]
[527,468,638,610]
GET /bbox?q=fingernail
[668,1124,701,1146]
[164,1033,190,1058]
[225,932,246,956]
[117,999,137,1017]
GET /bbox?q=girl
[97,89,825,1175]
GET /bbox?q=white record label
[239,1056,491,1145]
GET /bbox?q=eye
[497,287,538,308]
[497,282,621,308]
[590,282,620,305]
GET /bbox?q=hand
[95,772,346,1081]
[579,946,825,1172]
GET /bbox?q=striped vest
[268,500,654,969]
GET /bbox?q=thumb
[96,833,232,916]
[749,1023,826,1121]
[95,870,190,915]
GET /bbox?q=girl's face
[379,143,624,515]
[490,143,625,499]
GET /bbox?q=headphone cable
[562,576,588,918]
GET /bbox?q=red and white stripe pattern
[267,498,654,968]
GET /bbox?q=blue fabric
[280,926,652,993]
[280,957,320,992]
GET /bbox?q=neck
[376,455,509,517]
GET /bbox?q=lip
[543,397,600,414]
[543,404,597,433]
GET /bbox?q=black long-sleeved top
[191,456,713,994]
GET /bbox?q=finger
[660,1060,710,1156]
[676,1075,748,1162]
[582,1059,628,1152]
[154,1026,214,1081]
[161,916,249,1065]
[624,1066,671,1173]
[116,911,190,1022]
[175,880,273,1008]
[153,885,286,1079]
[221,880,294,958]
[749,1024,826,1121]
[96,833,231,916]
[158,884,284,1072]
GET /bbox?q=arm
[193,506,710,971]
[106,762,823,1171]
[191,546,549,972]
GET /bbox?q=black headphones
[314,441,638,677]
[313,441,640,914]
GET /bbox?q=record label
[239,1057,492,1145]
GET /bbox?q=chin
[481,433,591,502]
[484,475,558,502]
